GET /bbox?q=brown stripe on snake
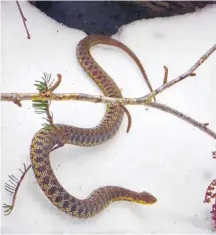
[30,35,157,218]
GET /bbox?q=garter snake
[30,35,157,218]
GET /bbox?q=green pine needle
[33,73,54,127]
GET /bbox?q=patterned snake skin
[30,35,157,218]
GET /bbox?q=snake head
[138,191,157,205]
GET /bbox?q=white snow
[1,1,216,234]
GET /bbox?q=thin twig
[42,105,55,128]
[16,1,31,39]
[150,44,216,98]
[48,73,62,93]
[145,102,216,139]
[1,44,216,140]
[1,44,216,105]
[163,66,168,85]
[3,164,32,215]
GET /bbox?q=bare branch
[0,92,151,105]
[3,163,32,215]
[1,44,215,105]
[151,44,216,98]
[146,102,216,139]
[1,44,216,140]
[163,66,168,85]
[16,1,31,39]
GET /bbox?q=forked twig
[1,45,216,105]
[148,44,216,99]
[3,163,32,215]
[16,1,31,39]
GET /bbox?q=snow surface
[1,1,216,234]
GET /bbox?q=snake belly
[30,35,157,218]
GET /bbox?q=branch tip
[163,66,168,85]
[16,1,31,39]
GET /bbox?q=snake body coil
[30,35,157,218]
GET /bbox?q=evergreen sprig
[33,73,54,114]
[33,100,49,115]
[33,73,55,127]
[34,72,54,93]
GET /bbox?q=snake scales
[30,35,157,218]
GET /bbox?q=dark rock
[29,1,215,36]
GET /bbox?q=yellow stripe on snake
[30,35,157,218]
